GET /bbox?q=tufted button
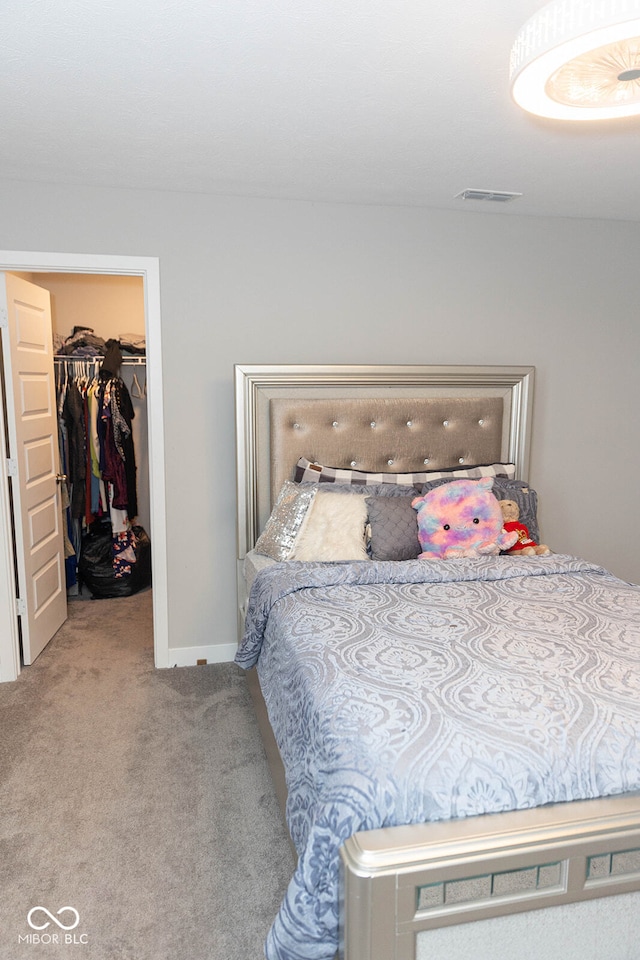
[387,459,394,466]
[423,458,430,464]
[406,420,413,427]
[443,420,449,427]
[370,421,376,428]
[293,422,300,430]
[350,460,357,467]
[332,421,339,428]
[478,419,485,426]
[458,458,465,463]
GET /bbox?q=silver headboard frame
[234,364,535,560]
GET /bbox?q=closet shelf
[54,355,146,364]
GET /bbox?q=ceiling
[2,0,640,221]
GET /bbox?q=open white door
[0,273,67,663]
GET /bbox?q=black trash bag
[78,521,152,599]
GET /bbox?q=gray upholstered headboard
[235,364,535,558]
[269,396,504,505]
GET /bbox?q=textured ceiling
[2,0,640,220]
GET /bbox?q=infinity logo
[27,907,80,931]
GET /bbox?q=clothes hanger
[131,368,146,399]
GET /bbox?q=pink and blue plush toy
[411,478,519,559]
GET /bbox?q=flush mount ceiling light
[455,189,523,202]
[510,0,640,120]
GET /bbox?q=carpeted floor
[0,591,294,959]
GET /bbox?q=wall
[36,272,145,343]
[1,178,639,657]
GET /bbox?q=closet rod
[54,355,146,365]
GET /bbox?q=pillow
[254,481,317,560]
[298,480,420,498]
[420,476,540,543]
[366,497,421,561]
[294,456,516,487]
[292,491,369,561]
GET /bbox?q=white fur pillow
[292,491,368,561]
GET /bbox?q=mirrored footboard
[340,791,640,960]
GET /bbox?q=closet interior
[41,272,151,599]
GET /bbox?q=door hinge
[6,458,18,478]
[0,307,7,329]
[16,598,26,617]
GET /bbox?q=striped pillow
[294,456,516,487]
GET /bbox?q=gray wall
[1,178,639,654]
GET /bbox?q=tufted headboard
[235,364,535,559]
[269,396,505,505]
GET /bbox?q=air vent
[455,189,523,202]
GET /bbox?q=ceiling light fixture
[510,0,640,120]
[455,189,523,202]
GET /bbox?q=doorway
[0,251,168,683]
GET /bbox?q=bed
[233,363,640,960]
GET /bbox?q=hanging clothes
[96,372,137,520]
[55,350,143,589]
[62,379,88,520]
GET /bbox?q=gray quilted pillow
[366,497,421,561]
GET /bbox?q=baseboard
[165,642,238,668]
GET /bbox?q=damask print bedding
[235,555,640,960]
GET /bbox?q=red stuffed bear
[498,499,551,556]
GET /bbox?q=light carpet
[0,591,294,959]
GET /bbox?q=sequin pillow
[254,481,317,560]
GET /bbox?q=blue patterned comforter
[235,555,640,960]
